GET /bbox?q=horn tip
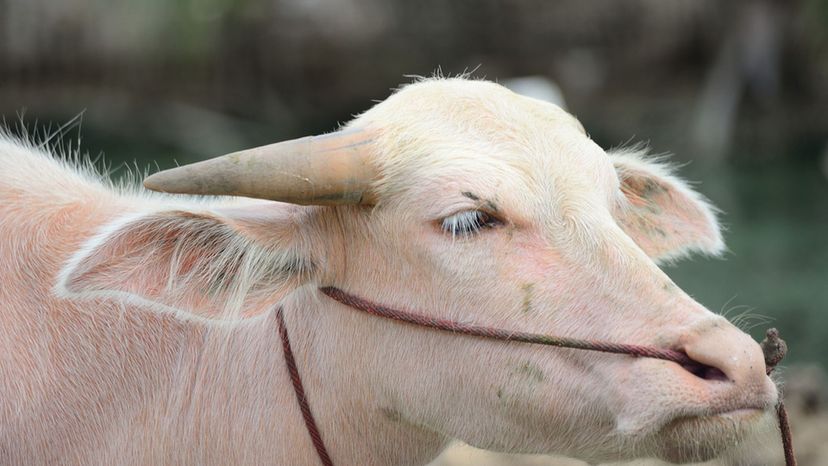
[143,168,189,194]
[142,174,160,192]
[142,172,167,193]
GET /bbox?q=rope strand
[276,307,335,466]
[320,287,696,365]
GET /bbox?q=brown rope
[319,287,696,365]
[761,328,796,466]
[278,287,796,466]
[276,306,335,466]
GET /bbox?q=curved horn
[143,127,377,205]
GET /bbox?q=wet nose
[680,318,768,387]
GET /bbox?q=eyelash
[440,210,502,238]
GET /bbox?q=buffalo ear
[55,202,317,321]
[610,149,725,263]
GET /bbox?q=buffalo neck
[147,290,447,466]
[274,289,449,466]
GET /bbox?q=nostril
[678,354,730,382]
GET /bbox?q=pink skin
[0,79,777,465]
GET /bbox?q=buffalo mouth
[654,406,771,463]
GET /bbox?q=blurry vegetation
[1,0,826,366]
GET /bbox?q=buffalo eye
[440,210,503,238]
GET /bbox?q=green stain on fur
[516,361,545,383]
[381,407,405,423]
[521,283,535,313]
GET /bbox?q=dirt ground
[430,365,828,466]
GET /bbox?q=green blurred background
[1,0,826,367]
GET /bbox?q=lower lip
[669,407,766,428]
[715,408,764,420]
[659,408,768,463]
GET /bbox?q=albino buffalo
[0,78,777,466]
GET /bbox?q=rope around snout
[320,287,697,365]
[279,287,796,466]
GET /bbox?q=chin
[652,408,775,464]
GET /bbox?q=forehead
[363,78,585,143]
[358,79,617,210]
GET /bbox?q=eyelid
[431,201,480,221]
[439,201,501,221]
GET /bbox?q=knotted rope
[761,328,795,466]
